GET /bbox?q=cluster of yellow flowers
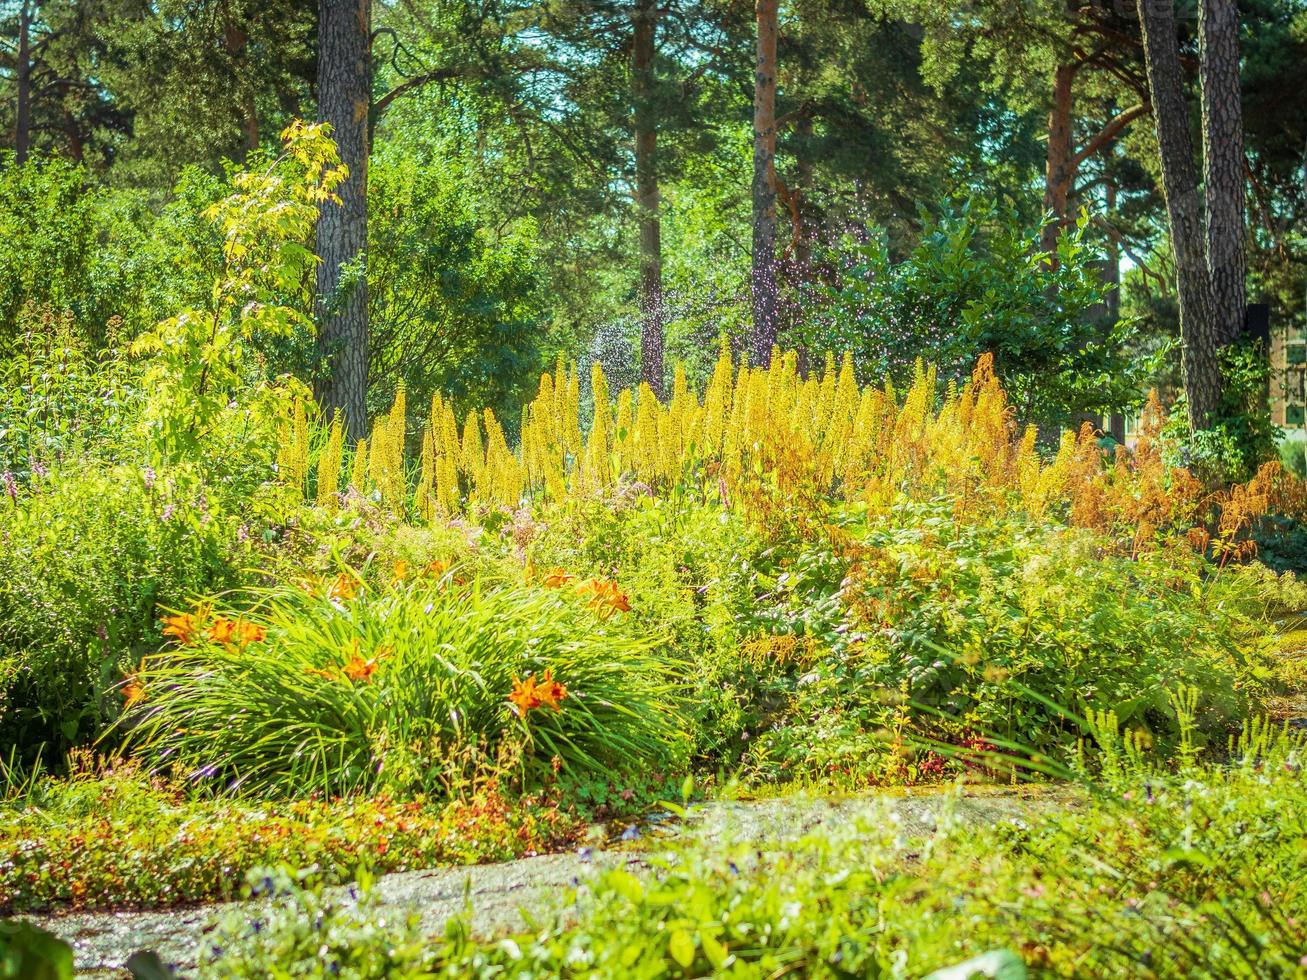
[283,344,1278,551]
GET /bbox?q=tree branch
[1092,215,1168,294]
[1070,103,1148,172]
[372,67,471,118]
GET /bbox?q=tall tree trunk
[749,0,779,367]
[15,2,32,165]
[242,92,260,154]
[1041,63,1077,258]
[1105,182,1126,443]
[314,0,371,440]
[1137,0,1220,430]
[221,1,259,155]
[794,113,812,274]
[632,0,663,397]
[1199,0,1246,347]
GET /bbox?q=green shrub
[198,868,427,979]
[1252,513,1307,576]
[1163,341,1279,483]
[0,463,235,761]
[1278,439,1306,478]
[120,577,687,798]
[0,304,142,477]
[800,196,1144,426]
[737,503,1298,784]
[851,510,1272,742]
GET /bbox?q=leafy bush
[0,154,125,346]
[737,502,1298,785]
[367,150,547,423]
[197,868,428,980]
[0,463,235,761]
[845,507,1278,742]
[799,197,1144,426]
[129,122,338,469]
[120,576,686,797]
[1164,340,1279,483]
[524,494,759,760]
[0,304,142,478]
[1280,439,1306,478]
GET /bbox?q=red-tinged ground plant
[0,755,581,914]
[114,577,686,799]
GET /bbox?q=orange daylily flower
[536,668,568,710]
[120,675,146,706]
[508,674,541,716]
[206,616,267,647]
[541,567,574,589]
[342,642,390,683]
[233,620,266,645]
[574,577,631,618]
[206,617,238,645]
[328,573,360,602]
[306,641,389,684]
[161,606,208,645]
[509,668,567,717]
[392,560,411,581]
[426,559,449,577]
[343,656,380,682]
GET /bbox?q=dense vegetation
[3,0,1307,976]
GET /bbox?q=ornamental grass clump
[117,576,685,798]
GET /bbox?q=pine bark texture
[1041,63,1077,258]
[632,0,664,397]
[314,0,371,440]
[15,2,32,165]
[1199,0,1247,346]
[750,0,779,367]
[1137,0,1221,429]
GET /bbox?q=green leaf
[668,929,695,969]
[125,951,172,980]
[607,869,645,904]
[923,949,1027,980]
[700,930,730,969]
[0,920,74,980]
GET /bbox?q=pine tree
[314,0,371,440]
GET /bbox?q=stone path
[26,786,1059,976]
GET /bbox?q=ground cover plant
[0,755,583,914]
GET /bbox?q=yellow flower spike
[585,362,612,489]
[460,411,484,485]
[347,436,368,493]
[316,412,344,509]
